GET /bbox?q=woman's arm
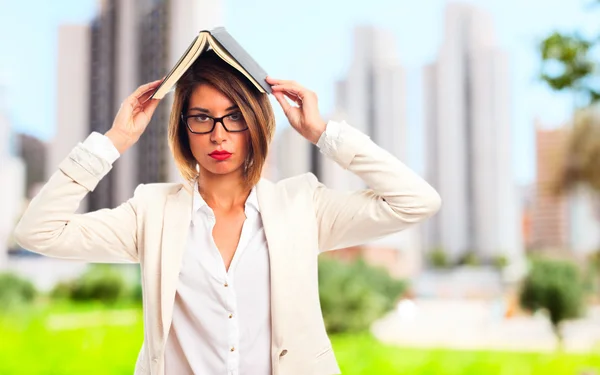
[14,142,144,262]
[13,79,163,263]
[267,77,441,252]
[308,121,441,252]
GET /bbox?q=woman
[14,51,441,375]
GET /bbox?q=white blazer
[14,124,441,375]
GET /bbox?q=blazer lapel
[160,184,193,339]
[256,178,288,364]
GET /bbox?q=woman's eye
[228,113,242,121]
[192,115,210,122]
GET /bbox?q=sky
[0,0,598,186]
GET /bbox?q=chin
[201,161,243,176]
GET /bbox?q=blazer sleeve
[309,121,442,252]
[13,143,142,263]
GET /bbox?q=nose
[210,120,227,144]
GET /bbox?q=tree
[539,2,600,240]
[519,258,585,348]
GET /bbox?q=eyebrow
[188,105,239,113]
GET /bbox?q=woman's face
[185,83,250,178]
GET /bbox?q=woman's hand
[267,77,327,144]
[105,79,163,154]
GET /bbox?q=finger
[282,90,302,106]
[273,91,292,114]
[271,84,306,100]
[267,77,303,88]
[139,88,157,106]
[142,98,161,119]
[132,79,163,99]
[266,76,286,85]
[271,84,303,99]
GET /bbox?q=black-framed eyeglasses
[181,112,249,134]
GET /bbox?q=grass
[332,333,600,375]
[0,303,599,375]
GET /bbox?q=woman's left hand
[267,77,327,145]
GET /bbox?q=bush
[458,251,480,266]
[519,258,584,347]
[51,264,127,305]
[0,272,37,310]
[318,257,407,333]
[428,248,448,268]
[492,255,508,269]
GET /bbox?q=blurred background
[1,0,600,374]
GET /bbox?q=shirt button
[228,313,233,319]
[280,349,288,357]
[230,347,235,352]
[224,282,229,287]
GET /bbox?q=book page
[151,33,209,99]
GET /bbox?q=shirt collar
[191,180,260,224]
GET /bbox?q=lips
[209,150,232,160]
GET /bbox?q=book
[150,27,272,100]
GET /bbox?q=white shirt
[164,184,271,375]
[80,120,344,375]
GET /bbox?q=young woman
[14,51,441,375]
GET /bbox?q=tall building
[530,124,570,250]
[17,133,47,199]
[0,86,26,267]
[336,26,407,189]
[423,3,522,262]
[275,124,312,180]
[51,24,91,210]
[88,1,118,210]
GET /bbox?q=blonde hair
[168,50,275,188]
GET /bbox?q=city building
[530,123,570,250]
[422,3,523,263]
[17,133,47,199]
[51,24,91,211]
[0,85,26,268]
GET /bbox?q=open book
[150,27,271,99]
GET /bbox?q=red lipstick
[209,150,232,160]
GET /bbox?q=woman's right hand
[105,79,163,154]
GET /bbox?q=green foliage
[493,255,509,269]
[0,272,37,310]
[318,257,407,333]
[51,264,128,305]
[539,32,597,104]
[519,258,584,343]
[458,251,480,266]
[428,248,449,268]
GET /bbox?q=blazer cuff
[316,120,371,169]
[81,131,121,164]
[58,143,113,191]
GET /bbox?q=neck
[197,168,250,211]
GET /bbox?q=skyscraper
[338,25,407,165]
[0,86,26,267]
[294,25,407,192]
[423,3,522,262]
[52,24,91,211]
